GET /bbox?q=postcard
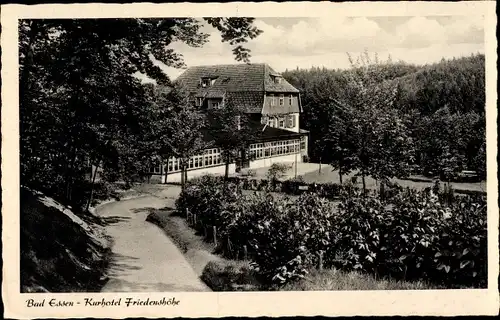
[1,1,498,318]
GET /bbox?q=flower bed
[176,174,487,289]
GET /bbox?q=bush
[175,174,487,289]
[266,163,291,189]
[175,174,241,229]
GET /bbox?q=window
[211,100,221,109]
[249,139,300,160]
[151,165,161,174]
[279,117,285,128]
[201,78,211,87]
[268,117,277,127]
[286,115,294,128]
[289,94,293,105]
[279,94,284,106]
[274,76,281,84]
[197,97,203,106]
[269,94,275,106]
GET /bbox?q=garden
[175,173,487,290]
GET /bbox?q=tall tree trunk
[184,168,188,184]
[362,174,367,197]
[339,165,343,184]
[180,164,185,190]
[85,161,100,212]
[163,160,169,184]
[319,157,322,174]
[159,158,163,184]
[224,152,230,181]
[65,148,78,201]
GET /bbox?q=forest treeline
[283,53,486,183]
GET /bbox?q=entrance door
[236,148,250,171]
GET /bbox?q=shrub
[175,174,240,229]
[176,174,487,289]
[334,196,390,273]
[267,163,291,183]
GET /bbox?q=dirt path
[96,189,210,292]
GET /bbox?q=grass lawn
[300,168,486,192]
[282,269,438,291]
[239,162,486,193]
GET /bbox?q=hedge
[175,174,487,289]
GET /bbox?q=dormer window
[274,76,282,84]
[200,77,214,88]
[210,99,222,109]
[196,97,203,107]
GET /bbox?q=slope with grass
[20,187,112,292]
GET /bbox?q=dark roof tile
[176,63,299,93]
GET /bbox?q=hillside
[282,54,486,177]
[20,187,112,292]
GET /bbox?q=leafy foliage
[206,97,254,180]
[176,174,487,289]
[282,53,486,183]
[20,18,262,209]
[266,163,291,185]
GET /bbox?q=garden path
[96,187,210,292]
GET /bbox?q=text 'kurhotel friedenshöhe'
[84,297,180,307]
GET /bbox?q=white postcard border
[1,1,498,318]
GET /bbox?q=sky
[149,15,484,81]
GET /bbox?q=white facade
[150,163,236,183]
[249,153,302,169]
[149,137,307,183]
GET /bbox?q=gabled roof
[176,63,299,94]
[200,115,305,145]
[227,91,264,113]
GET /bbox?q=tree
[283,53,485,189]
[163,85,207,189]
[416,107,484,182]
[267,163,291,187]
[207,96,254,181]
[342,51,414,194]
[19,18,262,208]
[323,99,357,184]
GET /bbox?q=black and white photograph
[2,1,498,318]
